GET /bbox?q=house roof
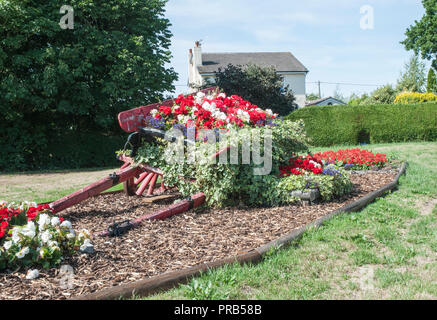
[305,97,346,106]
[197,52,308,74]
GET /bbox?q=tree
[396,55,426,92]
[366,84,398,104]
[306,93,320,101]
[427,68,437,93]
[214,63,296,116]
[401,0,437,70]
[0,0,177,170]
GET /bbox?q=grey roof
[198,52,308,74]
[306,97,346,106]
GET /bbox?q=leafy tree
[396,55,426,92]
[348,84,397,106]
[348,93,369,106]
[0,0,177,170]
[401,0,437,70]
[306,93,320,101]
[427,68,437,93]
[213,63,296,116]
[366,84,398,104]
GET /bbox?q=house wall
[281,73,306,108]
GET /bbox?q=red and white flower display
[148,91,277,131]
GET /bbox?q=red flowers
[0,203,53,240]
[148,91,277,132]
[280,155,324,176]
[312,149,387,168]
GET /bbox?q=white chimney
[193,41,202,67]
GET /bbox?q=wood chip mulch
[0,171,396,300]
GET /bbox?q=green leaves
[401,0,437,70]
[213,63,296,116]
[0,0,177,171]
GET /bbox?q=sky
[164,0,428,99]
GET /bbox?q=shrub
[285,102,437,146]
[394,92,437,104]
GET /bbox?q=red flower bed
[148,91,277,131]
[312,149,387,169]
[279,155,324,176]
[0,202,55,240]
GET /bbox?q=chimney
[188,48,193,65]
[193,41,202,67]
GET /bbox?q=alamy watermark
[162,127,272,176]
[360,5,374,30]
[59,5,74,30]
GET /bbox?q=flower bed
[312,148,388,170]
[0,201,92,272]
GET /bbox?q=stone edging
[71,162,407,300]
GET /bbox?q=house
[305,97,347,106]
[188,42,309,108]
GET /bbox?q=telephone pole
[318,81,321,98]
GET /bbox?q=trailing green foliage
[286,103,437,146]
[0,0,177,171]
[130,120,310,207]
[278,165,353,201]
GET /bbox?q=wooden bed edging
[71,162,407,300]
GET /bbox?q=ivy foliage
[278,165,353,201]
[130,119,310,207]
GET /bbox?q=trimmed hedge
[0,131,126,172]
[285,102,437,146]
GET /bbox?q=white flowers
[38,213,51,229]
[16,247,29,259]
[50,217,60,226]
[237,109,250,123]
[309,160,322,168]
[1,202,93,272]
[60,220,72,229]
[3,240,12,250]
[40,230,52,243]
[26,269,39,280]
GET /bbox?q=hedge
[285,102,437,146]
[0,131,126,172]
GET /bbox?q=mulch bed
[0,171,396,300]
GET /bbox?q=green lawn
[143,141,437,300]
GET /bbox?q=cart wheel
[123,177,136,196]
[123,170,166,197]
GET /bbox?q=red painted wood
[136,172,154,196]
[146,173,158,196]
[117,87,218,133]
[94,192,206,237]
[50,166,141,213]
[134,171,149,186]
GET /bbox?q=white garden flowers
[0,201,93,271]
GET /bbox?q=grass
[143,141,437,300]
[1,141,436,299]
